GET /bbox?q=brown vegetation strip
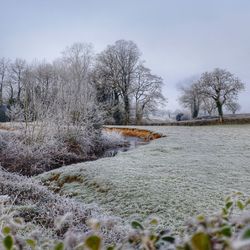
[104,127,166,141]
[0,123,15,131]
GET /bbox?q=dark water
[102,136,148,158]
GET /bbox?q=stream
[102,136,148,157]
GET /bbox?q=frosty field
[39,125,250,230]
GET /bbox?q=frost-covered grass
[2,192,250,249]
[0,168,127,244]
[39,125,250,231]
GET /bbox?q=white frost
[39,125,250,230]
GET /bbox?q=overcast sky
[0,0,249,112]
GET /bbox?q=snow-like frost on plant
[101,130,126,148]
[39,125,250,231]
[0,167,128,243]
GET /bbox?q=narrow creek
[102,136,149,158]
[101,127,165,158]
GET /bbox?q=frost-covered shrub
[123,192,250,250]
[101,130,127,149]
[0,134,8,153]
[1,190,250,249]
[0,130,83,175]
[0,44,108,176]
[0,120,132,175]
[0,168,90,231]
[1,122,124,175]
[0,168,126,246]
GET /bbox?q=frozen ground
[39,125,250,230]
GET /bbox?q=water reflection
[102,136,148,158]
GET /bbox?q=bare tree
[0,58,10,105]
[51,43,103,144]
[62,43,93,115]
[200,96,217,116]
[166,109,172,119]
[7,44,101,145]
[226,101,241,115]
[133,64,165,124]
[33,61,56,106]
[198,68,245,122]
[8,58,27,105]
[96,40,140,124]
[179,83,201,119]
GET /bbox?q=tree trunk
[216,101,223,123]
[0,84,3,105]
[192,108,199,119]
[136,109,142,125]
[114,91,119,106]
[124,95,130,125]
[191,98,199,119]
[136,114,142,125]
[135,101,139,125]
[112,91,123,125]
[17,76,22,105]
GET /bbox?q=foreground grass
[1,191,250,249]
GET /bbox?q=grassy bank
[104,127,166,141]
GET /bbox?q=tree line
[179,68,245,122]
[0,40,166,125]
[0,40,246,125]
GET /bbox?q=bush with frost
[0,128,89,175]
[0,124,128,175]
[0,126,128,176]
[1,175,250,250]
[0,168,126,248]
[0,43,115,175]
[101,130,127,149]
[0,44,131,176]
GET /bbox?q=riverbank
[0,123,163,176]
[104,126,166,141]
[0,124,127,176]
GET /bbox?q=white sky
[0,0,249,112]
